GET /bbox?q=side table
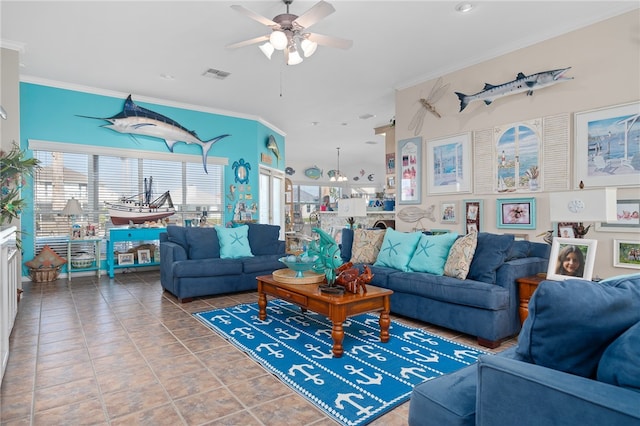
[517,274,546,324]
[67,237,102,281]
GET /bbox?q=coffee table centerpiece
[279,254,318,278]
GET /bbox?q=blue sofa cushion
[597,320,640,392]
[408,232,459,275]
[172,258,243,277]
[247,223,281,255]
[374,228,421,272]
[215,225,253,259]
[468,233,514,284]
[506,240,531,260]
[166,225,189,252]
[516,276,640,378]
[340,228,355,262]
[242,254,285,274]
[185,227,220,260]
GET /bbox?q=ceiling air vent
[202,68,230,80]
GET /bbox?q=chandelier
[330,147,348,182]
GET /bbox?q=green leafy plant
[1,142,41,225]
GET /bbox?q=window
[30,141,224,256]
[495,122,541,192]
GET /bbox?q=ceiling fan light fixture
[287,47,303,65]
[259,42,275,59]
[301,38,317,57]
[270,30,288,50]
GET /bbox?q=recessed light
[160,73,175,80]
[311,121,319,126]
[359,113,375,120]
[341,122,348,126]
[364,141,377,145]
[455,2,474,13]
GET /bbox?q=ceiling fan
[227,0,353,65]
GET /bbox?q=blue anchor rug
[194,300,488,426]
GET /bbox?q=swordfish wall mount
[79,95,230,173]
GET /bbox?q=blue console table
[106,227,165,278]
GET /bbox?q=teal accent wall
[19,82,284,271]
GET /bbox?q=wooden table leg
[331,321,344,358]
[258,292,267,321]
[379,296,390,343]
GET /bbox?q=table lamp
[548,188,617,237]
[62,197,84,233]
[337,198,367,229]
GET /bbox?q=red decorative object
[336,262,374,294]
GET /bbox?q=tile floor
[1,271,515,425]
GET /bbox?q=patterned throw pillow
[350,229,386,264]
[408,232,459,275]
[443,232,478,279]
[374,228,421,272]
[25,245,67,269]
[214,225,254,259]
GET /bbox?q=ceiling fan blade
[226,35,270,49]
[230,4,278,27]
[307,33,353,50]
[293,0,335,29]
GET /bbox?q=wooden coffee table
[257,274,393,358]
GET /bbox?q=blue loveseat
[408,273,640,426]
[159,223,285,302]
[340,229,550,348]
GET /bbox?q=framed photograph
[137,249,151,264]
[386,175,395,188]
[507,233,529,241]
[386,152,395,174]
[496,198,536,229]
[440,201,458,224]
[547,238,597,281]
[557,222,576,239]
[117,253,134,265]
[430,229,450,235]
[398,137,422,205]
[614,239,640,269]
[595,199,640,233]
[426,133,472,195]
[463,199,483,234]
[574,101,640,188]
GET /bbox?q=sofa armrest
[476,355,640,426]
[160,241,188,293]
[495,257,548,289]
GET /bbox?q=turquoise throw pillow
[374,228,421,272]
[214,225,254,259]
[408,232,459,275]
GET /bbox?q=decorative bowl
[279,256,317,278]
[71,253,95,269]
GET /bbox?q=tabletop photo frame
[547,237,597,281]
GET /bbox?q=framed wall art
[386,152,395,175]
[547,238,597,281]
[613,239,640,269]
[397,137,422,205]
[440,201,458,224]
[426,133,472,195]
[496,197,536,229]
[574,101,640,188]
[595,199,640,233]
[463,199,483,234]
[557,222,576,239]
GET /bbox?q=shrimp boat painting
[106,177,175,225]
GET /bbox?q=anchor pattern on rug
[195,299,486,426]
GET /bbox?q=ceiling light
[455,2,474,13]
[287,47,303,65]
[301,38,317,57]
[270,30,288,50]
[330,147,348,182]
[259,42,275,59]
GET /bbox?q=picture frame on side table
[137,249,151,264]
[397,137,422,205]
[463,199,482,234]
[557,222,577,239]
[117,253,134,265]
[496,198,536,230]
[613,239,640,269]
[426,132,472,195]
[574,101,640,188]
[440,201,458,224]
[595,199,640,233]
[547,238,597,281]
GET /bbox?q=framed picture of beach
[397,137,422,205]
[426,133,472,195]
[574,101,640,188]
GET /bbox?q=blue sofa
[159,223,285,302]
[340,229,550,348]
[408,274,640,426]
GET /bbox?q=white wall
[395,10,640,279]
